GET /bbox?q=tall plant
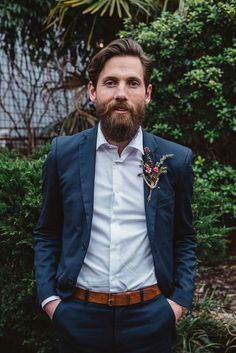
[46,0,187,45]
[120,0,236,165]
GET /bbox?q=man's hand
[166,299,183,323]
[44,299,62,320]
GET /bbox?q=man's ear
[145,84,152,105]
[88,81,97,102]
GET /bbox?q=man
[33,38,196,353]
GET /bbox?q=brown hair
[87,38,153,88]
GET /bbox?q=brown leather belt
[73,284,161,306]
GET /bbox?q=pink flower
[144,147,150,154]
[144,163,152,174]
[139,151,174,202]
[153,166,159,173]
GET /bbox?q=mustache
[102,102,133,114]
[112,103,130,110]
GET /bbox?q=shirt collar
[96,122,143,154]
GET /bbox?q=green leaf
[109,0,116,17]
[116,0,122,17]
[83,0,108,15]
[100,0,111,16]
[119,0,131,17]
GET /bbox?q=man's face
[88,55,152,142]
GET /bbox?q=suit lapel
[79,126,98,232]
[143,130,160,242]
[79,126,161,239]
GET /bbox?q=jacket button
[67,278,74,287]
[81,242,87,251]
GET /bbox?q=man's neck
[106,138,131,156]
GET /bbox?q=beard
[96,100,146,142]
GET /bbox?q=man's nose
[114,84,128,101]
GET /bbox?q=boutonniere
[138,146,174,202]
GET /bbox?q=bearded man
[33,38,196,353]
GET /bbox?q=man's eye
[129,80,140,87]
[105,80,116,87]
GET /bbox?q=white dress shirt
[77,124,157,292]
[42,124,157,307]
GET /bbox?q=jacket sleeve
[33,138,63,305]
[169,149,197,309]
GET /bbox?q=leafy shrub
[176,311,236,352]
[120,0,236,165]
[0,148,56,353]
[193,156,236,264]
[175,291,236,353]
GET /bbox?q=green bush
[0,146,235,352]
[0,148,56,353]
[120,0,236,165]
[193,156,236,264]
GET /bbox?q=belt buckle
[108,293,113,306]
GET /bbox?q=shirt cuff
[41,296,60,310]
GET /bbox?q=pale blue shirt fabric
[77,123,157,292]
[42,123,157,307]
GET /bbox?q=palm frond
[83,0,108,15]
[45,0,180,43]
[100,1,111,16]
[119,0,131,17]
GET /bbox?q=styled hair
[87,38,153,88]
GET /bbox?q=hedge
[120,0,236,166]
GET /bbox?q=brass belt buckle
[108,293,113,306]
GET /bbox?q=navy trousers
[52,294,176,353]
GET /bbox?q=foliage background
[121,0,236,166]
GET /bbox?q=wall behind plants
[120,0,236,166]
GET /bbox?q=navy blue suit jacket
[33,126,196,309]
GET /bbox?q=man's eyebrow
[128,76,142,82]
[101,76,142,82]
[101,76,118,82]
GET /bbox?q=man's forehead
[98,55,144,80]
